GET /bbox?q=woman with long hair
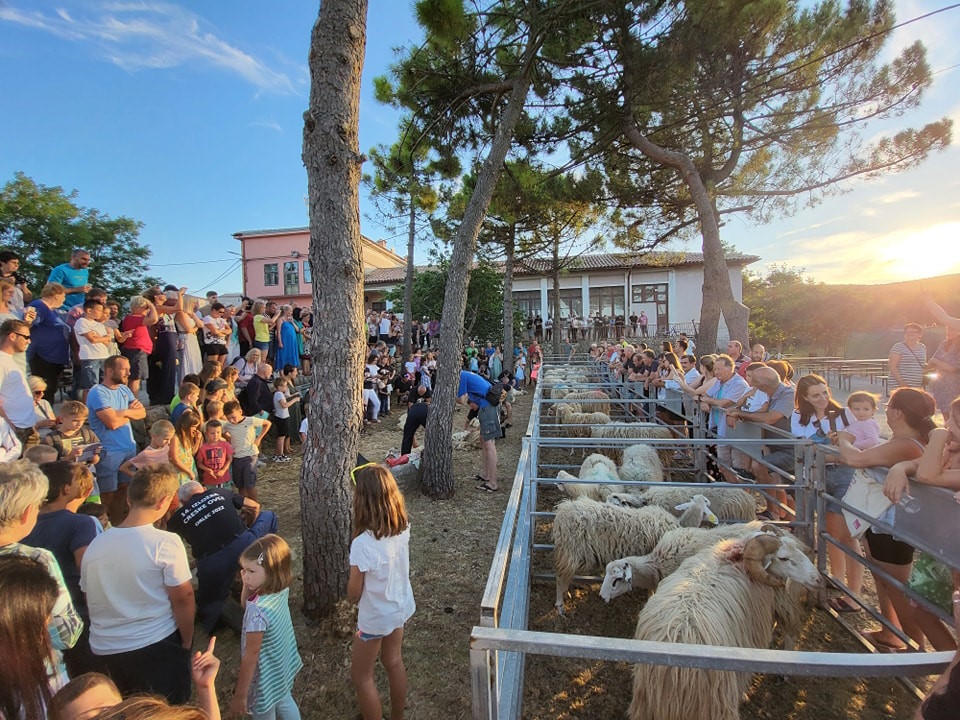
[0,554,60,720]
[274,305,300,370]
[836,386,937,649]
[175,296,205,380]
[928,328,960,416]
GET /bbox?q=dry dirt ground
[199,388,928,719]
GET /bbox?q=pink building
[233,227,406,308]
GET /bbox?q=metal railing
[471,361,959,719]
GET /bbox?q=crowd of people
[0,249,420,720]
[590,301,960,716]
[517,309,677,343]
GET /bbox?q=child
[169,373,202,413]
[348,464,415,720]
[50,672,123,720]
[204,399,226,425]
[840,391,882,450]
[196,420,233,487]
[73,299,113,403]
[76,503,110,531]
[223,400,271,501]
[272,377,299,462]
[169,411,203,484]
[43,401,100,466]
[229,535,302,719]
[24,444,59,465]
[170,381,200,425]
[119,420,175,478]
[221,365,240,404]
[299,416,308,445]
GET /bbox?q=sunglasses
[350,462,377,485]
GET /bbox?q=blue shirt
[48,263,90,309]
[87,383,137,454]
[27,299,70,365]
[457,370,493,408]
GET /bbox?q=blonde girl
[169,410,203,484]
[221,365,240,404]
[229,534,302,719]
[349,464,415,720]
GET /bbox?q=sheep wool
[638,486,758,522]
[551,497,683,613]
[618,444,664,485]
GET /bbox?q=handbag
[841,468,892,538]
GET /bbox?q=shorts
[120,348,148,381]
[254,340,270,353]
[356,628,385,641]
[232,455,257,490]
[95,447,137,493]
[763,448,796,475]
[477,404,502,442]
[78,359,104,389]
[865,529,915,566]
[273,416,290,438]
[204,343,227,358]
[824,464,856,513]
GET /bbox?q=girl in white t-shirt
[271,378,299,463]
[348,464,415,720]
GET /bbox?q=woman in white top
[175,296,205,379]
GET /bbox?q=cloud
[250,118,282,133]
[0,1,295,94]
[873,190,921,204]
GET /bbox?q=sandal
[476,482,498,493]
[860,629,906,652]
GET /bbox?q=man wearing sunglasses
[0,319,40,453]
[457,370,503,493]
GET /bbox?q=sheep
[618,443,664,486]
[599,521,773,601]
[556,406,612,438]
[607,485,758,522]
[551,494,714,614]
[451,430,482,450]
[554,454,624,500]
[627,532,820,720]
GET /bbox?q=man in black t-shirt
[168,482,278,631]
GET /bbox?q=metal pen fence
[470,360,959,719]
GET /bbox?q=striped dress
[889,341,927,389]
[242,587,303,714]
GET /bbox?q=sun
[876,222,960,282]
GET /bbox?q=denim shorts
[95,447,136,493]
[824,464,856,513]
[356,628,385,641]
[79,359,104,389]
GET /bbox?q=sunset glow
[875,222,960,282]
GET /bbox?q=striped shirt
[242,587,302,713]
[889,341,927,389]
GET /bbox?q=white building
[365,251,757,338]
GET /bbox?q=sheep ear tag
[706,511,718,526]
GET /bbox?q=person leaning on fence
[457,370,503,493]
[726,367,796,521]
[834,387,937,647]
[699,354,749,484]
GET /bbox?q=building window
[546,288,583,318]
[512,290,541,319]
[303,260,312,284]
[631,283,669,334]
[264,263,279,286]
[371,301,386,312]
[589,286,625,317]
[284,261,300,295]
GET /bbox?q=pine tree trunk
[551,236,561,356]
[299,0,367,619]
[502,224,516,374]
[402,194,415,360]
[421,72,535,499]
[623,122,750,354]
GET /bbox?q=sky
[0,0,958,296]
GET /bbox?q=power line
[148,258,237,268]
[190,260,241,293]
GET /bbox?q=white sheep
[627,532,820,720]
[551,495,713,614]
[618,443,664,486]
[607,485,758,522]
[554,454,623,501]
[556,406,612,438]
[599,520,772,601]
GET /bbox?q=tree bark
[402,192,415,360]
[299,0,368,619]
[502,223,516,374]
[551,236,561,356]
[421,64,536,499]
[623,121,750,353]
